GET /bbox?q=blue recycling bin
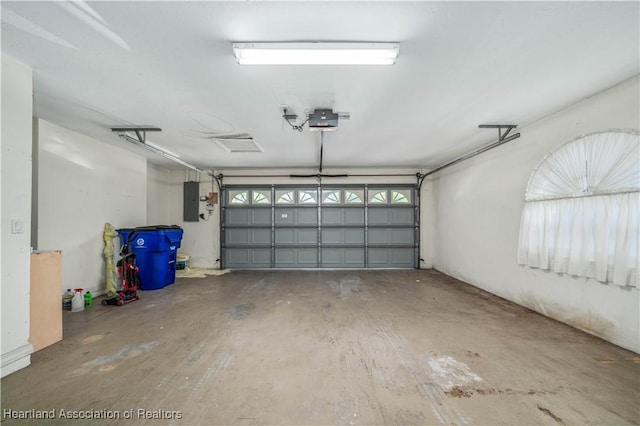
[117,225,183,290]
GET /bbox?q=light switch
[11,219,24,234]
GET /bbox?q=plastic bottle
[84,291,93,308]
[71,289,84,312]
[62,289,74,310]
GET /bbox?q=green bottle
[84,291,93,308]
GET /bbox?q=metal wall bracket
[418,123,521,189]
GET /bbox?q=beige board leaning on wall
[30,250,63,352]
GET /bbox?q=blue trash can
[117,226,183,290]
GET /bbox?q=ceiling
[2,1,638,171]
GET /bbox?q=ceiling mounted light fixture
[232,42,399,65]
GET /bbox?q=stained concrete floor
[2,270,639,425]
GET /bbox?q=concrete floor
[2,270,639,425]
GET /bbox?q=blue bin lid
[117,226,182,244]
[118,225,182,232]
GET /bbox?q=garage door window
[345,190,364,203]
[229,190,249,204]
[252,190,271,204]
[298,189,318,204]
[391,189,411,204]
[322,190,341,204]
[276,190,295,204]
[369,190,387,203]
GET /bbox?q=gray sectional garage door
[222,185,418,269]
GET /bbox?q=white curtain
[517,130,640,288]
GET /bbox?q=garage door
[221,185,418,269]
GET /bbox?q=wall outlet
[11,219,24,234]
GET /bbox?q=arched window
[517,130,639,287]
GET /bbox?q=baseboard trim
[1,343,34,378]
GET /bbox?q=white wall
[425,76,640,353]
[167,171,221,269]
[1,55,34,377]
[166,168,421,269]
[37,120,147,295]
[147,163,172,225]
[420,179,435,269]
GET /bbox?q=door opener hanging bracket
[110,126,162,143]
[478,124,518,141]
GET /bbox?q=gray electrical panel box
[183,181,199,222]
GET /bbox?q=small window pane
[369,190,387,204]
[322,190,341,204]
[252,190,271,204]
[276,190,295,204]
[299,189,318,204]
[391,189,411,204]
[229,190,249,204]
[344,190,364,204]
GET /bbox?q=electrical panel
[183,181,199,221]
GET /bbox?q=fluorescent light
[233,42,399,65]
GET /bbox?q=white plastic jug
[71,289,84,312]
